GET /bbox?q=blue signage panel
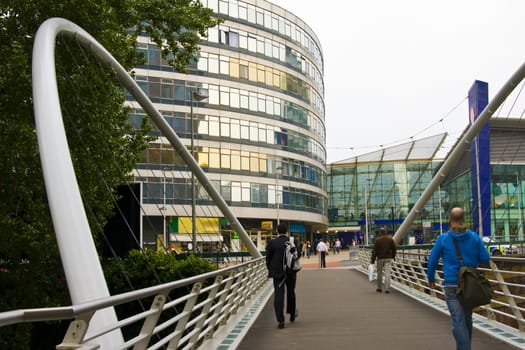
[290,222,305,233]
[468,80,491,236]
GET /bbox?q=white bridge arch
[32,17,260,347]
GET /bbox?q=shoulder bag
[452,238,493,309]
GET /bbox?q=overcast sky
[269,0,525,163]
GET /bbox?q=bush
[103,250,217,293]
[102,250,217,342]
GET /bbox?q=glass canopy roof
[332,133,447,164]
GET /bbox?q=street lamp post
[364,178,372,245]
[517,173,523,240]
[276,166,282,227]
[438,186,443,235]
[162,179,166,249]
[190,88,208,254]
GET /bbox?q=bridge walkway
[234,254,515,350]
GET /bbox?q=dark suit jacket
[266,234,289,279]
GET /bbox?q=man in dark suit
[266,223,298,329]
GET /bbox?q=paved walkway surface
[237,252,515,350]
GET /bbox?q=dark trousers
[320,251,327,268]
[273,274,297,323]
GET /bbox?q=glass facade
[327,160,445,245]
[490,166,525,240]
[328,124,525,246]
[327,134,448,245]
[443,165,525,241]
[129,0,327,251]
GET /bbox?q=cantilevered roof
[332,133,447,164]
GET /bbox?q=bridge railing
[0,256,268,349]
[359,246,525,333]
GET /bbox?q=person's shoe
[278,322,285,329]
[385,290,390,294]
[290,309,298,322]
[376,288,382,293]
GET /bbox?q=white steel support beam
[32,17,261,348]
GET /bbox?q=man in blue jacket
[427,207,490,350]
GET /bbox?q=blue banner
[468,80,491,236]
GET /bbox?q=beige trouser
[376,258,393,292]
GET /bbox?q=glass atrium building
[442,117,525,242]
[326,134,447,246]
[128,0,327,252]
[327,116,525,248]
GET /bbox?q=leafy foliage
[103,250,217,294]
[102,250,217,341]
[0,0,219,348]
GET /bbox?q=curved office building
[128,0,327,251]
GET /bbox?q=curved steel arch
[32,17,260,347]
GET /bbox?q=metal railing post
[133,294,167,350]
[166,283,202,349]
[56,315,94,349]
[187,275,223,348]
[489,261,525,331]
[209,271,236,330]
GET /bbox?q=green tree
[0,1,219,348]
[103,250,217,341]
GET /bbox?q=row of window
[137,141,325,187]
[133,108,325,162]
[130,77,325,144]
[203,0,323,67]
[137,43,324,117]
[139,176,326,213]
[196,50,321,105]
[211,24,323,94]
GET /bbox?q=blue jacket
[426,230,490,286]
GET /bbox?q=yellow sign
[178,217,219,233]
[261,221,273,230]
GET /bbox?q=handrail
[0,256,268,349]
[358,247,525,339]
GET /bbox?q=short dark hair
[277,223,288,234]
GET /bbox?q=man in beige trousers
[370,228,397,293]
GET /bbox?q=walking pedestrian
[306,241,311,258]
[335,238,341,254]
[316,239,329,268]
[266,223,298,329]
[427,207,490,350]
[370,227,397,293]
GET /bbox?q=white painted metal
[32,18,124,348]
[1,248,524,347]
[358,246,525,347]
[31,16,261,347]
[0,256,269,349]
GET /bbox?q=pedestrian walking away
[306,240,311,258]
[426,207,490,350]
[316,239,329,268]
[266,223,299,329]
[370,227,397,293]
